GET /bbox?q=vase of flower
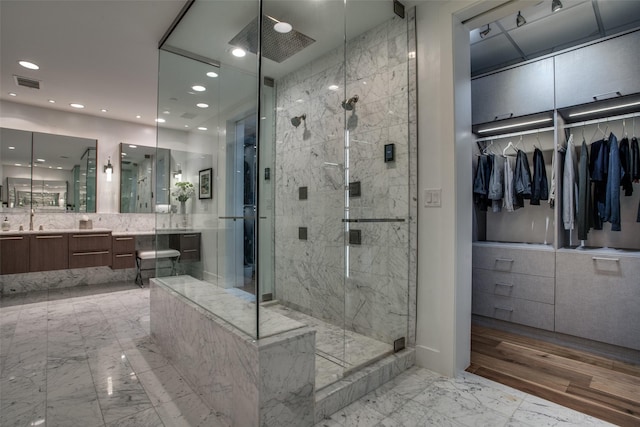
[172,181,195,215]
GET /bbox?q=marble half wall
[274,12,417,346]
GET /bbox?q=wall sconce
[516,11,526,27]
[104,156,113,182]
[173,165,183,182]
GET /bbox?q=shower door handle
[218,216,256,221]
[342,218,406,223]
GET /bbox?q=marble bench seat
[150,275,316,426]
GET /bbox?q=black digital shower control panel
[384,143,395,163]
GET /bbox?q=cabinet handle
[183,249,198,253]
[592,257,619,262]
[36,235,63,239]
[592,91,621,101]
[495,282,513,287]
[182,234,198,238]
[0,236,24,240]
[494,306,514,312]
[73,251,110,256]
[495,258,514,263]
[72,234,110,238]
[115,253,134,258]
[115,237,134,241]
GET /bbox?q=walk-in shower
[152,0,417,422]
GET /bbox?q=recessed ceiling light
[48,99,56,103]
[207,71,218,78]
[136,115,141,119]
[19,60,39,70]
[101,108,108,112]
[274,22,293,33]
[36,158,45,162]
[197,127,208,131]
[163,110,170,115]
[192,85,206,92]
[129,145,137,148]
[8,146,15,150]
[57,167,63,170]
[232,48,246,58]
[184,125,189,128]
[328,85,339,91]
[9,92,17,97]
[15,163,22,166]
[197,103,209,108]
[121,152,127,156]
[155,118,166,123]
[70,103,85,109]
[49,166,52,169]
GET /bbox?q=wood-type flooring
[467,324,640,427]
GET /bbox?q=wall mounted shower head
[291,114,306,127]
[341,95,359,111]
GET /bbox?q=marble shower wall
[274,13,417,346]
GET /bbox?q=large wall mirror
[119,143,213,213]
[1,127,97,212]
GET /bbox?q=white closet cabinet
[555,250,640,351]
[555,31,640,109]
[471,57,554,125]
[472,243,555,331]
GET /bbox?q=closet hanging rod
[564,112,640,129]
[475,126,555,143]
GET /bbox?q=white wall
[1,100,158,213]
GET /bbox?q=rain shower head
[342,95,359,111]
[291,114,306,128]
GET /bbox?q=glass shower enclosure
[154,0,415,392]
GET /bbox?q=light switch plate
[424,188,441,207]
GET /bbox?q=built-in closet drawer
[472,244,555,277]
[472,291,555,331]
[0,234,30,274]
[555,250,640,351]
[472,268,555,305]
[30,233,69,272]
[555,30,640,109]
[112,235,136,270]
[169,233,201,261]
[471,57,554,125]
[69,232,112,269]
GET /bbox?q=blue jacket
[604,133,622,231]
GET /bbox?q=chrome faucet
[29,209,34,231]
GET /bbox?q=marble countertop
[1,228,200,236]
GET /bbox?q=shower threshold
[264,303,393,390]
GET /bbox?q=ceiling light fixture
[48,99,56,103]
[19,60,39,70]
[8,146,15,150]
[477,117,553,133]
[206,71,218,78]
[568,101,640,118]
[552,0,563,12]
[101,108,108,112]
[196,103,209,108]
[516,11,526,27]
[129,145,137,148]
[136,115,141,119]
[192,85,206,92]
[274,21,293,34]
[70,103,85,109]
[155,118,166,123]
[9,93,17,97]
[479,24,491,38]
[197,127,208,131]
[232,48,246,58]
[328,85,339,91]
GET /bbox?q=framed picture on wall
[198,168,213,199]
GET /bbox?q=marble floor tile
[137,364,192,406]
[46,383,103,427]
[154,392,226,427]
[105,406,163,427]
[511,394,615,426]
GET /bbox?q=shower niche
[151,0,417,424]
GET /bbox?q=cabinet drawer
[472,291,555,331]
[555,251,640,350]
[170,233,201,261]
[0,235,30,274]
[112,252,135,269]
[472,244,555,277]
[69,250,112,269]
[30,234,69,272]
[112,236,135,252]
[472,268,555,304]
[69,233,112,252]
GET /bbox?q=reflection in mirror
[1,127,97,212]
[119,143,170,213]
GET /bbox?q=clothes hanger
[502,140,518,156]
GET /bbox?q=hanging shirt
[604,133,622,231]
[473,155,493,212]
[619,137,633,197]
[488,155,505,212]
[530,147,549,205]
[562,134,577,230]
[630,137,639,182]
[589,138,608,230]
[548,149,556,208]
[577,140,592,241]
[503,156,515,212]
[513,149,532,207]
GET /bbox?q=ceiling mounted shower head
[291,114,306,128]
[341,95,359,111]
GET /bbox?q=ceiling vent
[14,75,41,89]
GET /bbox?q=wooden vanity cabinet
[169,233,201,261]
[0,234,30,274]
[112,235,136,269]
[69,232,112,269]
[30,233,69,272]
